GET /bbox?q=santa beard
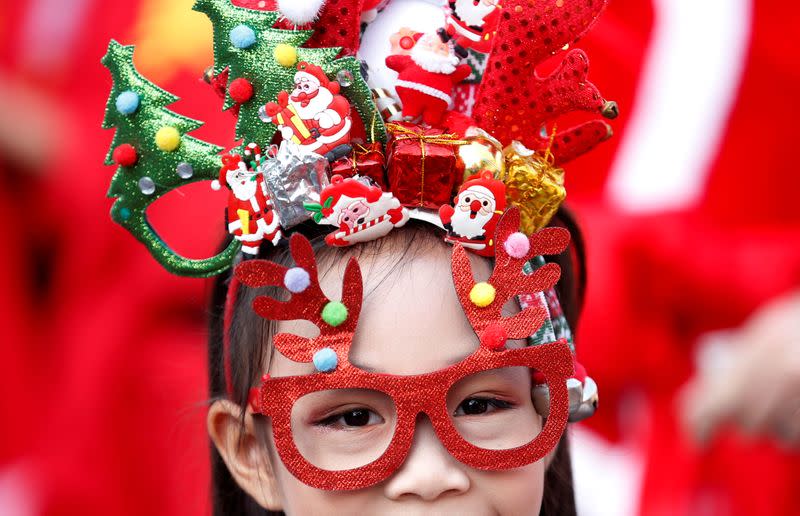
[411,43,459,75]
[228,171,258,201]
[451,203,493,239]
[290,86,334,120]
[454,0,496,27]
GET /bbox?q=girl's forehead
[270,240,504,378]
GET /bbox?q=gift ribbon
[387,123,468,206]
[347,143,385,175]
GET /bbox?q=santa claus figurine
[305,175,410,247]
[445,0,502,54]
[216,144,283,256]
[439,170,506,256]
[262,62,353,158]
[386,31,472,126]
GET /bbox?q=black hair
[208,206,586,516]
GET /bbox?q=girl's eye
[317,408,383,428]
[455,397,513,416]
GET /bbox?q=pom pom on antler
[235,233,363,366]
[473,0,615,165]
[451,208,570,341]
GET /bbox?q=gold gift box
[502,141,566,235]
[457,131,566,235]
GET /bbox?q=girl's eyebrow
[349,350,475,373]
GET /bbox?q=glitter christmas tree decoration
[102,40,238,277]
[193,0,386,149]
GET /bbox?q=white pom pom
[277,0,326,25]
[211,179,222,191]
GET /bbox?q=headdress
[102,0,611,489]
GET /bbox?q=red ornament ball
[480,323,508,351]
[229,78,254,103]
[113,144,138,167]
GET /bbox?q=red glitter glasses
[237,209,574,490]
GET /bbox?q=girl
[206,206,587,515]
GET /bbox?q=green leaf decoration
[193,0,386,148]
[101,40,239,277]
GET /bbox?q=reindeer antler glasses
[236,209,574,490]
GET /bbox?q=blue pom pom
[115,91,140,115]
[230,25,256,49]
[284,267,311,293]
[313,348,338,373]
[119,207,131,221]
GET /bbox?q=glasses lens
[291,388,397,471]
[446,366,543,450]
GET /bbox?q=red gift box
[329,142,387,189]
[386,122,466,209]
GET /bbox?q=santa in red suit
[386,31,472,125]
[262,62,352,157]
[439,171,506,257]
[216,147,283,255]
[445,0,502,54]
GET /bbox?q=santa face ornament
[305,175,410,247]
[439,170,507,257]
[262,62,353,157]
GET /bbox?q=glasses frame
[251,338,573,491]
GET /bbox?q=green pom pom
[321,301,348,327]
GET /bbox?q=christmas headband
[102,0,612,484]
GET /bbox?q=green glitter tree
[101,40,239,277]
[193,0,386,147]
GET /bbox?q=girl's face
[219,239,547,514]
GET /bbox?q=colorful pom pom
[480,323,508,351]
[284,267,311,293]
[115,91,140,115]
[321,301,348,327]
[155,126,181,152]
[229,77,254,103]
[504,232,530,259]
[230,25,256,49]
[274,43,298,67]
[112,144,138,166]
[119,207,131,221]
[469,282,496,307]
[313,348,338,373]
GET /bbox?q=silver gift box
[260,141,330,229]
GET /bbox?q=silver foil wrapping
[261,142,330,229]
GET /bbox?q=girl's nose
[383,416,470,502]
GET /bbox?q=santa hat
[458,171,507,210]
[295,62,330,88]
[212,154,243,191]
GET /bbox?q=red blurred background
[0,0,797,514]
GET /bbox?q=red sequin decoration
[473,0,612,164]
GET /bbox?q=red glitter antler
[473,0,615,164]
[451,209,569,347]
[235,233,363,363]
